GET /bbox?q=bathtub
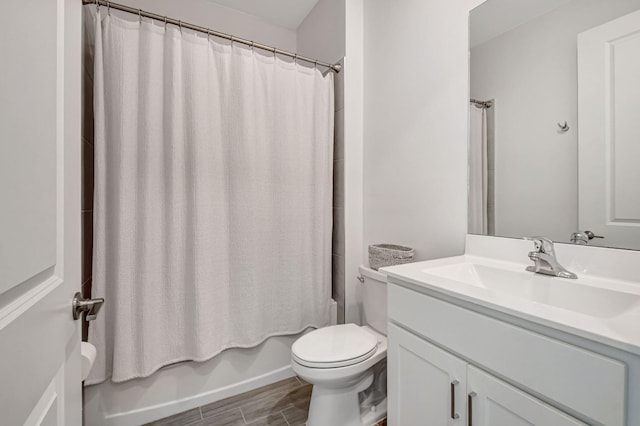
[84,300,337,425]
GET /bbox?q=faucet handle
[524,236,555,254]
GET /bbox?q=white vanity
[383,235,640,426]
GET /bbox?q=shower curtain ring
[294,53,297,65]
[106,0,110,15]
[164,16,168,29]
[138,9,142,23]
[95,0,100,12]
[178,20,183,33]
[250,41,254,51]
[314,60,318,70]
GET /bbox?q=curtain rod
[83,0,342,73]
[470,98,492,108]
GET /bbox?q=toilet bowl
[291,266,388,426]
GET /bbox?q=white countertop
[382,235,640,356]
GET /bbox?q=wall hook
[557,121,570,133]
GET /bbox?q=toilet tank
[359,265,388,336]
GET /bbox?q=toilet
[291,266,388,426]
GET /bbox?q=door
[467,366,585,426]
[387,323,467,426]
[0,0,82,424]
[578,9,640,250]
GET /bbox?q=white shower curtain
[468,105,488,234]
[87,12,334,384]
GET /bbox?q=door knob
[72,292,104,321]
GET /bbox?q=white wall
[297,0,345,63]
[362,0,484,264]
[297,0,347,323]
[471,0,640,242]
[108,0,297,51]
[343,0,365,324]
[297,0,366,325]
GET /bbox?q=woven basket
[368,244,415,271]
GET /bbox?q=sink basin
[381,235,640,356]
[422,261,640,318]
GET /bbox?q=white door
[387,323,467,426]
[467,366,585,426]
[578,9,640,250]
[0,0,82,424]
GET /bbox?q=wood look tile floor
[144,376,387,426]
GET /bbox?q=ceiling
[205,0,320,30]
[470,0,573,47]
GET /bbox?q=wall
[297,0,345,64]
[470,0,640,242]
[81,3,95,341]
[343,0,365,324]
[362,0,484,267]
[297,0,351,324]
[332,67,346,324]
[114,0,297,51]
[84,335,299,425]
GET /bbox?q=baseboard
[98,365,296,426]
[84,301,337,426]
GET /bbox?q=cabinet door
[388,323,467,426]
[467,366,586,426]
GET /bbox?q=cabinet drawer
[389,283,626,426]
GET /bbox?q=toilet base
[306,372,372,426]
[306,373,387,426]
[292,326,388,426]
[360,397,387,426]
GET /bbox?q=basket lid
[369,244,414,252]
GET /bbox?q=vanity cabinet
[387,282,627,426]
[387,323,467,425]
[388,323,585,426]
[467,366,584,426]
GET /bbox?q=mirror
[469,0,640,250]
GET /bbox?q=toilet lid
[291,324,379,368]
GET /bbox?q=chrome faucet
[570,230,604,245]
[525,237,577,279]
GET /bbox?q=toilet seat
[292,324,379,368]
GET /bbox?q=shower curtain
[87,11,334,384]
[468,105,488,234]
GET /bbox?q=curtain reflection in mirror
[469,100,494,236]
